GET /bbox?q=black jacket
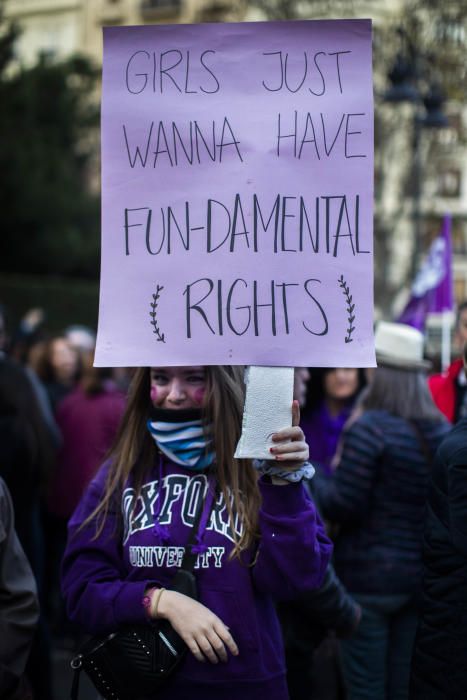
[314,410,449,595]
[0,478,39,697]
[410,417,467,699]
[278,562,358,700]
[277,475,359,700]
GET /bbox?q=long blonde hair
[83,365,260,557]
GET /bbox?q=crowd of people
[1,301,467,700]
[0,307,128,699]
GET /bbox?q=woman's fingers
[274,453,307,464]
[214,622,239,657]
[188,638,206,663]
[192,620,239,664]
[272,426,304,443]
[270,418,309,467]
[271,403,302,443]
[167,595,239,665]
[270,441,308,463]
[197,634,220,664]
[271,440,307,455]
[206,628,228,662]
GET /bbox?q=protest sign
[95,19,375,367]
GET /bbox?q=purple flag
[398,215,454,331]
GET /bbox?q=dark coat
[278,562,359,700]
[277,480,359,700]
[314,410,449,595]
[0,478,39,696]
[410,418,467,699]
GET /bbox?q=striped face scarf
[147,407,215,471]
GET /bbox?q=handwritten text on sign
[95,20,375,367]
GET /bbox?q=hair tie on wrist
[253,460,315,483]
[150,587,166,619]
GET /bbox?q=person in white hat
[313,322,449,700]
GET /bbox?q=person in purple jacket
[61,365,332,700]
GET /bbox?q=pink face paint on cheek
[194,388,205,405]
[150,386,158,403]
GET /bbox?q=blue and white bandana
[147,408,215,471]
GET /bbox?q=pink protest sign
[95,19,375,367]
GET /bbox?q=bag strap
[69,479,217,700]
[70,655,83,700]
[179,481,218,572]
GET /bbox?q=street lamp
[384,49,449,279]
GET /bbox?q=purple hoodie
[62,458,331,700]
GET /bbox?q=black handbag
[70,487,214,700]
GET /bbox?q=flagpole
[441,310,451,372]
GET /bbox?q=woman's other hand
[155,590,239,664]
[269,400,309,471]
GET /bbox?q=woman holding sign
[62,365,331,700]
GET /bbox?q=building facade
[4,0,467,340]
[4,0,248,67]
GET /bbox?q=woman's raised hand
[269,400,309,471]
[155,590,239,664]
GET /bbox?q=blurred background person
[0,356,55,699]
[0,357,55,576]
[45,352,126,636]
[0,477,39,700]
[301,367,366,476]
[410,341,467,698]
[0,307,63,449]
[111,365,134,393]
[9,308,47,367]
[277,368,362,700]
[279,564,361,700]
[429,300,467,423]
[47,354,125,521]
[0,304,10,357]
[314,323,449,700]
[29,334,80,415]
[64,324,95,353]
